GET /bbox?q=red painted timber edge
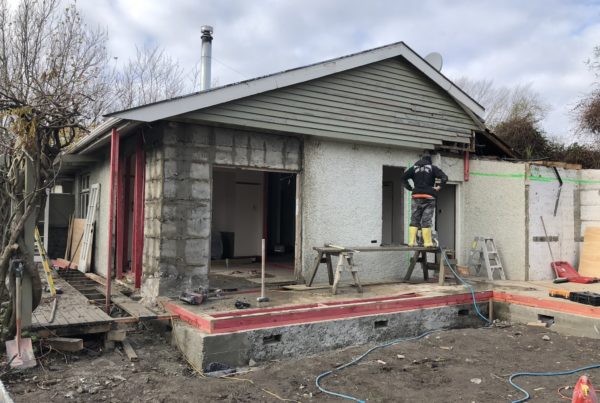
[166,303,212,333]
[210,293,420,318]
[165,291,493,334]
[492,291,600,318]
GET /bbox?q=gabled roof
[107,41,485,122]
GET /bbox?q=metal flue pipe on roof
[200,25,213,91]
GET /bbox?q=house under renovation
[40,40,600,305]
[18,39,600,382]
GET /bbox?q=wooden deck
[30,271,113,337]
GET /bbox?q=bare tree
[113,45,187,110]
[455,77,548,129]
[0,0,113,338]
[575,46,600,137]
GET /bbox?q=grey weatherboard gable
[95,41,485,152]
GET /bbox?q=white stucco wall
[580,170,600,237]
[301,138,464,284]
[527,165,579,280]
[462,159,527,280]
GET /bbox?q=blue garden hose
[315,329,439,403]
[315,247,491,401]
[439,247,491,325]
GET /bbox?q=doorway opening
[210,167,297,290]
[382,166,405,245]
[435,184,456,250]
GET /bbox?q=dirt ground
[3,322,600,402]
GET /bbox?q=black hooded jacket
[402,156,448,198]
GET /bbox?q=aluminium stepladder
[467,237,506,280]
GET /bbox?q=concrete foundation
[171,302,487,370]
[494,301,600,339]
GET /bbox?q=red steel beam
[464,151,470,182]
[106,128,120,313]
[132,134,145,289]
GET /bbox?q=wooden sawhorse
[307,245,460,291]
[403,248,460,285]
[307,246,362,294]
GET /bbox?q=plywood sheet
[579,227,600,277]
[69,219,86,263]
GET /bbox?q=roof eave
[108,41,485,123]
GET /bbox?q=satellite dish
[424,52,443,71]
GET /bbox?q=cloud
[76,0,600,140]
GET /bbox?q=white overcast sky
[74,0,600,142]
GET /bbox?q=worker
[402,153,448,247]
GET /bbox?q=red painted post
[132,134,145,289]
[122,156,131,275]
[116,154,126,279]
[106,128,120,313]
[464,151,470,182]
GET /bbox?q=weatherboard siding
[182,57,479,149]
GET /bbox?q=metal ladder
[467,237,506,280]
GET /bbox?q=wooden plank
[579,227,600,277]
[314,245,436,253]
[121,340,138,362]
[306,251,324,287]
[110,295,158,319]
[64,214,73,260]
[46,337,83,352]
[107,330,127,341]
[79,184,100,273]
[30,270,113,331]
[69,219,86,263]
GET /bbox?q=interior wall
[462,159,527,280]
[212,169,264,257]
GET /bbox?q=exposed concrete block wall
[142,128,165,302]
[146,122,301,301]
[527,165,579,280]
[462,159,527,280]
[301,137,464,283]
[580,170,600,236]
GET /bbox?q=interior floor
[209,257,296,291]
